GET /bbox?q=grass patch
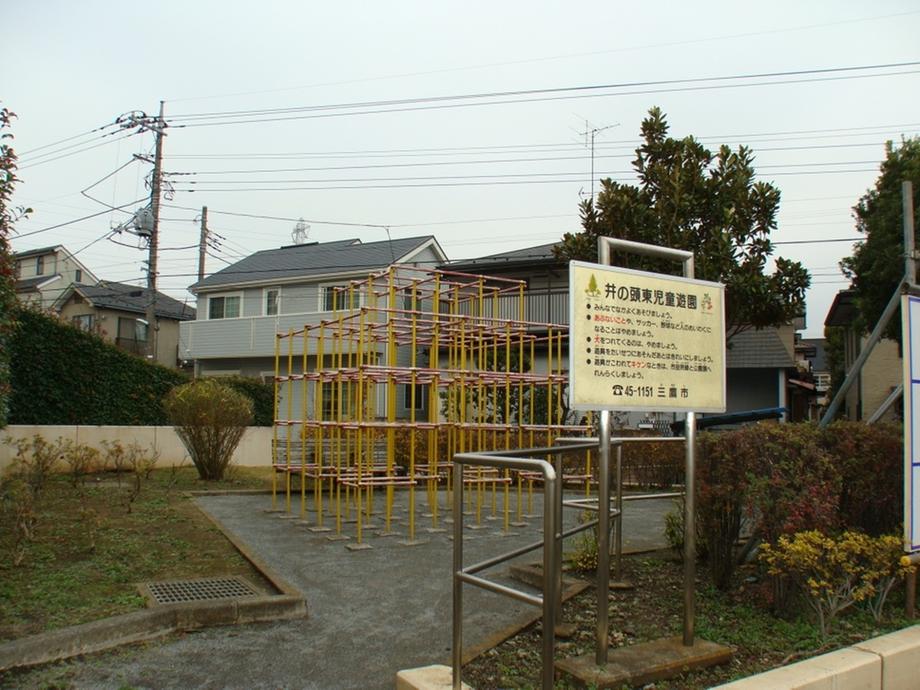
[0,466,273,642]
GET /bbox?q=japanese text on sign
[568,260,726,413]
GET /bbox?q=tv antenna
[291,218,310,244]
[578,120,619,201]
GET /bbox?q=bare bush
[61,439,101,487]
[3,435,63,498]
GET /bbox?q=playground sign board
[568,260,726,413]
[901,294,920,553]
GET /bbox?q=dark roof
[825,289,857,328]
[726,328,794,369]
[445,241,561,271]
[15,275,61,291]
[12,245,62,260]
[193,236,440,291]
[70,282,196,321]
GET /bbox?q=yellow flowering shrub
[760,531,915,638]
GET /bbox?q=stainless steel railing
[452,443,599,690]
[452,436,689,687]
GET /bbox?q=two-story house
[180,235,448,417]
[13,245,99,309]
[446,240,797,428]
[54,281,196,369]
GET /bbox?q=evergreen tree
[555,107,810,341]
[840,138,920,341]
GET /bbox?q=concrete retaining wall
[715,625,920,689]
[0,425,274,473]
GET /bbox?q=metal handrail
[452,433,695,686]
[453,447,575,690]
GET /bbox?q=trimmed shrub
[164,379,253,480]
[9,308,187,425]
[822,421,902,536]
[697,429,760,589]
[696,423,839,592]
[741,423,840,544]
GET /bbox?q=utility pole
[198,205,208,282]
[145,101,165,362]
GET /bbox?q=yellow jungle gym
[270,265,591,547]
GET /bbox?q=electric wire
[168,69,920,129]
[17,121,122,157]
[12,198,148,238]
[167,61,920,123]
[18,132,140,170]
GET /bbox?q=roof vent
[291,218,310,245]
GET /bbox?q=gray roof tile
[726,328,794,369]
[446,241,560,270]
[193,236,437,290]
[74,282,196,321]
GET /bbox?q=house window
[265,288,280,316]
[402,286,418,311]
[72,314,95,332]
[115,317,148,355]
[321,285,347,312]
[208,294,242,319]
[404,383,425,412]
[36,256,44,275]
[14,261,21,278]
[320,381,336,418]
[75,269,83,283]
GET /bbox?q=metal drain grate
[141,576,259,605]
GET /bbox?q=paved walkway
[5,490,672,690]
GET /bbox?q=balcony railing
[453,288,569,327]
[181,288,571,360]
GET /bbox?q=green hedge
[9,308,188,425]
[8,308,277,427]
[218,376,275,427]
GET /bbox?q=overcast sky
[4,1,919,337]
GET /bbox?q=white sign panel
[568,260,726,413]
[902,294,920,553]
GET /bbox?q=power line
[17,121,121,157]
[18,132,139,170]
[12,198,148,238]
[161,203,390,229]
[165,123,920,160]
[173,69,920,130]
[171,169,878,193]
[774,237,861,245]
[169,61,920,123]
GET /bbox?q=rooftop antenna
[291,218,310,245]
[578,119,619,201]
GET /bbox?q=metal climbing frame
[270,265,592,545]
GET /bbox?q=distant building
[13,245,98,309]
[54,281,196,369]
